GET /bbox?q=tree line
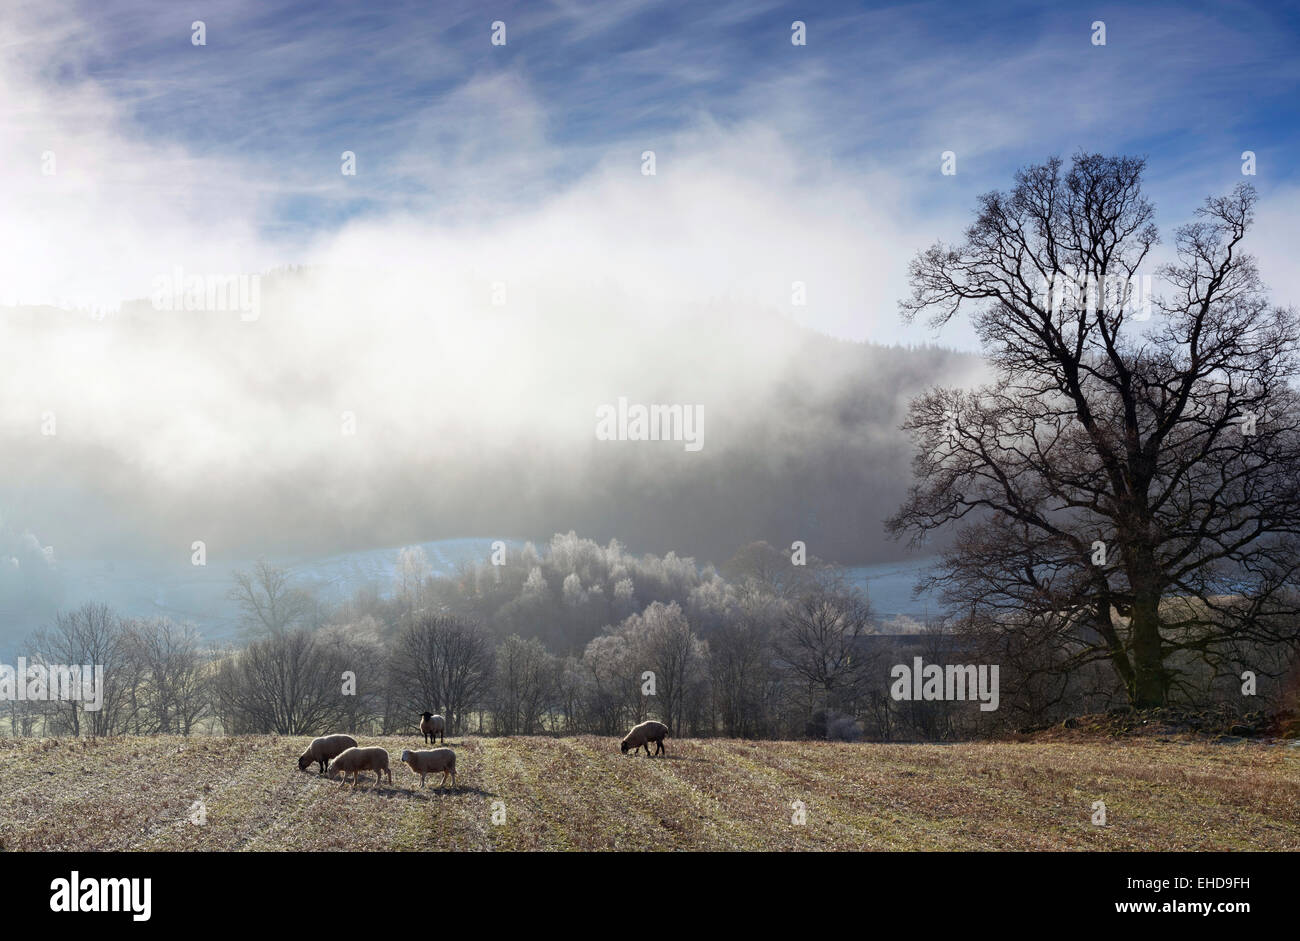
[5,533,1293,741]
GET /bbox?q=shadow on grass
[305,771,495,799]
[325,781,497,799]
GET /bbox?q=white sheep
[621,720,669,756]
[419,712,446,744]
[327,746,392,789]
[297,734,358,774]
[400,748,457,789]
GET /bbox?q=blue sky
[3,0,1299,342]
[57,1,1300,209]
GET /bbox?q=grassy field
[0,734,1296,851]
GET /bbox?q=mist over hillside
[0,270,983,646]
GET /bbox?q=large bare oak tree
[889,154,1300,708]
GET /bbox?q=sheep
[620,720,669,757]
[400,748,457,789]
[326,746,392,789]
[297,734,358,774]
[419,712,446,745]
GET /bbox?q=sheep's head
[420,711,433,720]
[297,753,312,772]
[400,749,413,763]
[620,739,630,754]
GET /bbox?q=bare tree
[721,541,822,599]
[776,576,873,723]
[494,634,559,735]
[892,154,1300,707]
[632,601,709,737]
[554,655,585,734]
[710,603,776,738]
[578,632,641,734]
[31,603,129,736]
[4,697,38,737]
[212,629,352,734]
[228,560,315,637]
[391,615,494,735]
[394,545,434,624]
[122,618,210,734]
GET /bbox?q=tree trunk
[1128,592,1166,707]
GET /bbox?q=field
[0,735,1296,851]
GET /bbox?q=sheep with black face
[419,712,445,744]
[297,734,358,774]
[620,720,669,756]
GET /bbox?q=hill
[1,286,983,600]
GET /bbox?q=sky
[0,0,1299,598]
[3,0,1298,343]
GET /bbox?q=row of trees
[9,533,1291,741]
[0,537,938,739]
[11,604,209,737]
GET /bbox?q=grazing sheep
[327,746,392,789]
[297,734,358,774]
[621,720,669,757]
[419,712,446,745]
[400,748,457,789]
